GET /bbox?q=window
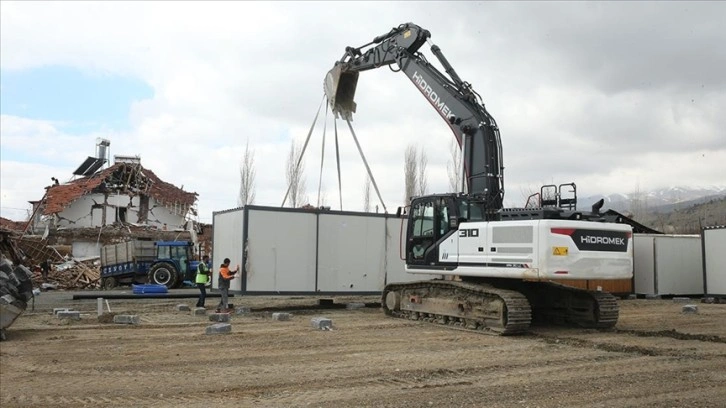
[411,201,435,238]
[118,207,127,223]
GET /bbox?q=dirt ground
[1,293,725,408]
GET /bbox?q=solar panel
[83,158,107,176]
[73,157,99,175]
[72,156,107,176]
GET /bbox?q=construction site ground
[1,290,725,408]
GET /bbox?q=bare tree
[237,140,256,207]
[286,140,308,207]
[417,146,428,197]
[404,145,418,205]
[363,175,372,212]
[628,183,648,221]
[447,139,462,193]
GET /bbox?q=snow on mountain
[582,186,726,213]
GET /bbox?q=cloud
[1,1,725,222]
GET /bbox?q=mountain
[581,186,726,214]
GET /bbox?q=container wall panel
[634,234,702,296]
[633,235,656,295]
[317,214,386,292]
[704,228,726,296]
[245,209,317,292]
[212,209,245,291]
[654,236,703,295]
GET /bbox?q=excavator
[325,23,633,335]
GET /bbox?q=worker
[40,259,50,282]
[195,255,211,308]
[216,258,238,313]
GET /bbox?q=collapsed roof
[42,162,198,216]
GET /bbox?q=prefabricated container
[633,234,703,296]
[212,205,423,295]
[702,226,726,296]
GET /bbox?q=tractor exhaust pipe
[324,64,358,120]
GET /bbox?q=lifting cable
[334,118,343,211]
[345,118,387,214]
[281,94,325,207]
[316,101,329,207]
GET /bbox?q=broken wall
[55,194,188,230]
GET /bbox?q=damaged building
[24,141,207,259]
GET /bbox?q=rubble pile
[32,258,100,290]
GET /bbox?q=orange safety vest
[219,266,235,280]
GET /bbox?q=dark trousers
[196,283,207,307]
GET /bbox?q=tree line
[237,139,464,211]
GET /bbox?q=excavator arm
[325,22,504,213]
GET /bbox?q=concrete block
[113,314,140,325]
[53,308,71,315]
[346,302,366,310]
[56,311,80,320]
[645,294,661,300]
[627,294,638,300]
[206,323,232,335]
[209,313,231,322]
[235,306,251,315]
[311,317,333,330]
[272,312,292,321]
[702,297,717,304]
[673,297,691,303]
[176,304,191,312]
[193,307,207,316]
[682,305,699,314]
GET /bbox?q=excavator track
[519,281,620,329]
[382,280,532,335]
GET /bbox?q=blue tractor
[100,240,201,289]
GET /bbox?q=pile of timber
[33,258,100,290]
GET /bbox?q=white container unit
[212,205,420,295]
[633,234,703,296]
[211,208,245,292]
[702,226,726,296]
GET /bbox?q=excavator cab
[324,64,358,120]
[406,194,462,266]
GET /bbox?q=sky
[1,1,725,223]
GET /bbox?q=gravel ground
[1,291,725,408]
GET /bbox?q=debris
[113,315,140,325]
[272,312,292,321]
[206,323,232,335]
[346,302,366,310]
[235,306,251,315]
[98,313,116,323]
[56,311,81,320]
[682,305,699,314]
[311,317,333,330]
[209,313,231,322]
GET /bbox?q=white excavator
[325,23,633,335]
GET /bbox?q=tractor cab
[147,241,199,288]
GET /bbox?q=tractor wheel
[147,262,179,289]
[101,277,117,290]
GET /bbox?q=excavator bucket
[324,64,358,120]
